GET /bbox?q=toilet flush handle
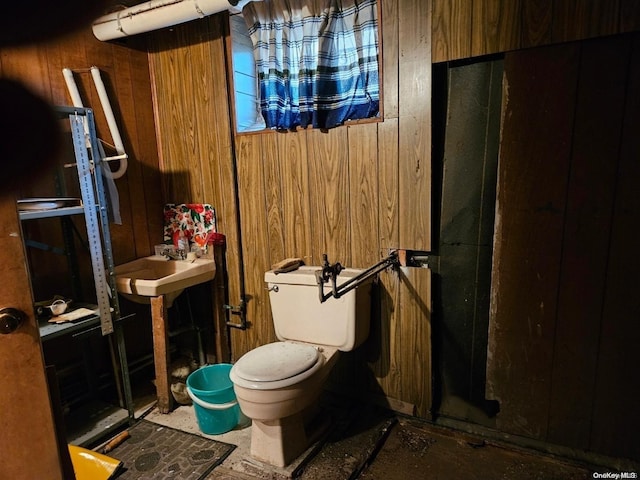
[266,285,279,293]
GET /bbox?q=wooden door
[0,194,66,479]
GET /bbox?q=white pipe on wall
[90,67,128,179]
[62,67,129,180]
[92,0,256,41]
[62,68,85,108]
[62,67,91,138]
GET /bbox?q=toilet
[229,266,372,467]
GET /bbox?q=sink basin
[114,255,215,306]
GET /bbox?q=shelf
[39,307,136,342]
[25,107,136,445]
[65,399,130,447]
[38,306,101,342]
[18,198,84,220]
[19,205,85,220]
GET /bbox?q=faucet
[163,248,186,260]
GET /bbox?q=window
[229,0,381,133]
[230,13,266,133]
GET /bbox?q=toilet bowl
[229,266,372,468]
[231,342,339,421]
[230,342,340,467]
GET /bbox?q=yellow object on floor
[68,444,122,480]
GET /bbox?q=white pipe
[62,67,129,179]
[62,68,85,108]
[90,67,128,179]
[62,68,92,137]
[92,0,257,41]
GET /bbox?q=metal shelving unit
[19,106,135,446]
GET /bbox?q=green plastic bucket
[186,364,239,435]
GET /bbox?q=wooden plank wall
[147,17,244,364]
[0,28,162,345]
[0,29,162,269]
[432,0,640,62]
[488,34,640,461]
[147,0,433,416]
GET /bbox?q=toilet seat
[230,342,324,390]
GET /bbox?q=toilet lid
[232,342,320,382]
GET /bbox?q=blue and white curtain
[242,0,379,130]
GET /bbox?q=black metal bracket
[224,297,248,330]
[316,251,400,303]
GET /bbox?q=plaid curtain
[243,0,379,130]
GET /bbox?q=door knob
[0,308,25,334]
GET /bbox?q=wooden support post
[150,294,172,413]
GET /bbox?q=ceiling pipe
[92,0,256,41]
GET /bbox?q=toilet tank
[264,266,372,351]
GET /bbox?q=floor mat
[109,419,235,479]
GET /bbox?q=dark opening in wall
[431,55,503,425]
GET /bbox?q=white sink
[114,255,215,306]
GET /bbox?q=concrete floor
[133,394,626,480]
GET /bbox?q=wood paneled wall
[0,28,163,294]
[148,0,434,416]
[0,29,162,268]
[488,34,640,461]
[432,0,640,62]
